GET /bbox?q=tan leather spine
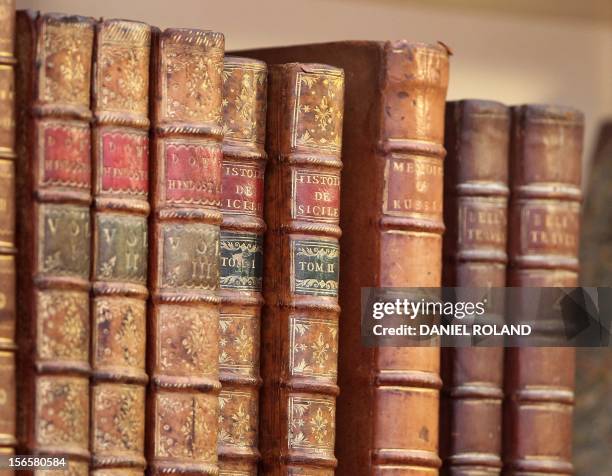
[14,11,94,476]
[218,56,267,475]
[261,63,344,475]
[441,100,510,476]
[0,0,16,464]
[90,19,151,475]
[147,28,224,475]
[369,41,448,476]
[235,40,450,475]
[504,105,583,475]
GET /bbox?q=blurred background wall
[16,0,612,186]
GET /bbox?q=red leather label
[41,122,91,189]
[520,203,580,256]
[221,162,264,216]
[291,169,340,222]
[383,154,443,219]
[164,141,222,206]
[101,130,148,195]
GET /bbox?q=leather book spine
[367,42,449,474]
[90,19,151,475]
[147,28,224,475]
[504,105,583,475]
[441,100,510,475]
[218,57,267,475]
[14,11,94,476]
[0,0,17,463]
[261,63,344,474]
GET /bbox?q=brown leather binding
[14,11,95,476]
[259,62,343,475]
[504,105,583,475]
[147,28,224,475]
[0,0,16,465]
[90,19,151,475]
[218,56,267,475]
[237,41,450,475]
[441,100,510,475]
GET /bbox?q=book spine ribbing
[441,100,510,475]
[0,0,17,462]
[147,28,224,475]
[15,11,95,476]
[218,56,267,475]
[261,63,344,474]
[90,19,151,475]
[370,42,449,474]
[504,104,583,475]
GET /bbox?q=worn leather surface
[90,19,151,476]
[258,62,343,475]
[146,28,224,475]
[0,0,16,468]
[504,105,583,475]
[14,10,95,476]
[441,100,510,476]
[218,56,267,475]
[238,41,449,475]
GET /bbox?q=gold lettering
[103,227,116,244]
[299,261,324,272]
[48,217,58,234]
[191,239,213,281]
[125,231,141,273]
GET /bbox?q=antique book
[259,62,343,474]
[90,19,151,474]
[441,100,510,475]
[14,11,95,475]
[504,105,583,475]
[239,41,449,474]
[0,0,16,462]
[218,57,267,474]
[147,28,224,474]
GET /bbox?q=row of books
[0,2,583,475]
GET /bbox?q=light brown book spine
[261,63,344,474]
[218,56,267,475]
[90,19,151,475]
[504,105,583,475]
[441,100,510,475]
[361,41,449,476]
[14,11,94,476]
[147,28,224,475]
[0,0,16,463]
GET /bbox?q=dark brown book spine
[504,105,583,475]
[218,56,267,475]
[0,0,16,463]
[90,19,151,475]
[14,11,94,476]
[147,28,224,475]
[441,100,510,475]
[261,63,343,474]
